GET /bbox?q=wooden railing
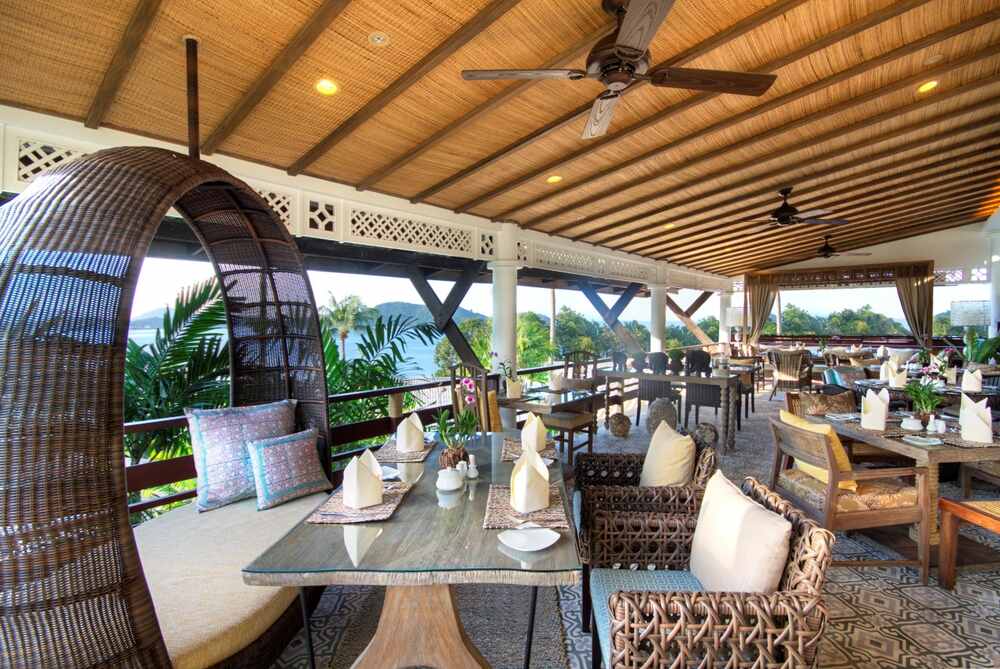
[124,361,582,513]
[757,334,963,349]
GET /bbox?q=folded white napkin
[510,449,549,513]
[960,393,993,443]
[395,413,425,453]
[521,412,547,453]
[861,388,890,431]
[879,361,896,382]
[962,369,983,392]
[889,368,907,389]
[343,449,383,509]
[877,345,888,359]
[945,367,958,385]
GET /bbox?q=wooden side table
[938,497,1000,589]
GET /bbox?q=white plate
[380,466,400,480]
[542,457,555,467]
[901,435,943,447]
[497,522,560,553]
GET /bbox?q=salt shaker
[466,453,479,479]
[937,419,947,434]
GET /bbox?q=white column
[719,290,732,343]
[991,232,1000,337]
[491,222,520,429]
[649,283,667,352]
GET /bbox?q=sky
[131,257,990,325]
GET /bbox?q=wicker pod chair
[0,147,330,668]
[573,415,719,634]
[587,478,835,668]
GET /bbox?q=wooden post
[184,36,200,160]
[549,288,556,360]
[388,392,404,430]
[664,291,715,346]
[408,263,484,368]
[578,280,643,354]
[776,290,783,335]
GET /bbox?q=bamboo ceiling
[2,0,999,276]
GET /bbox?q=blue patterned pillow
[185,399,297,512]
[246,428,330,510]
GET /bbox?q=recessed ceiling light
[664,223,675,229]
[315,78,339,95]
[545,175,563,184]
[369,31,390,47]
[917,80,939,94]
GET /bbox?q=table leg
[351,585,488,669]
[523,586,538,669]
[909,463,941,545]
[299,588,316,669]
[939,508,960,590]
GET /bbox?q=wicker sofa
[573,423,718,633]
[584,477,835,668]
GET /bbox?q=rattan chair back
[647,351,668,375]
[0,147,329,667]
[685,350,712,376]
[563,349,596,379]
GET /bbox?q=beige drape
[746,273,778,346]
[896,263,934,346]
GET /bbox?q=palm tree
[321,294,375,360]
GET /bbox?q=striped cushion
[246,428,330,510]
[590,568,703,667]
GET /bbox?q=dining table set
[242,431,580,669]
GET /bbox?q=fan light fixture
[545,175,563,184]
[917,80,938,94]
[315,79,339,95]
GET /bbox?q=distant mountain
[130,307,166,330]
[373,302,486,324]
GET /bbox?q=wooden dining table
[243,432,581,669]
[810,414,1000,544]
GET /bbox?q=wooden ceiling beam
[712,210,995,275]
[84,0,162,128]
[355,21,615,191]
[524,41,1000,236]
[201,0,351,155]
[408,0,809,204]
[565,80,1000,244]
[287,0,521,176]
[671,174,1000,266]
[498,0,981,221]
[624,124,1000,255]
[646,147,1000,259]
[705,198,998,273]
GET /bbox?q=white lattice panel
[254,187,295,232]
[348,206,474,257]
[478,231,496,258]
[534,244,652,282]
[306,195,338,239]
[516,241,530,263]
[934,266,990,285]
[17,138,83,183]
[605,256,653,282]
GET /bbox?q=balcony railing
[124,361,621,514]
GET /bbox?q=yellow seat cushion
[779,410,857,492]
[134,492,327,669]
[779,469,917,513]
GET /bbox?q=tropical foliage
[321,294,378,360]
[760,304,908,336]
[433,313,556,375]
[961,330,1000,364]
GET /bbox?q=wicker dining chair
[769,349,813,399]
[449,362,497,431]
[584,476,835,668]
[769,418,929,584]
[574,419,719,635]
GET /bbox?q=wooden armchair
[769,350,812,399]
[573,422,719,634]
[585,477,834,668]
[563,349,598,389]
[768,418,929,584]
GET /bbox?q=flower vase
[506,378,523,399]
[918,412,932,429]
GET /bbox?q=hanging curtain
[746,273,778,346]
[896,262,934,347]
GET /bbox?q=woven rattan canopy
[0,146,329,666]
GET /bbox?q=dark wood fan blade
[462,68,587,81]
[581,93,620,139]
[838,252,873,256]
[800,218,850,225]
[648,67,777,96]
[615,0,675,60]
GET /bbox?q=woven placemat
[373,437,434,463]
[483,484,568,530]
[501,436,558,462]
[307,482,413,524]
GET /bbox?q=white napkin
[962,369,983,392]
[889,368,908,389]
[521,412,547,453]
[861,388,890,431]
[945,367,958,385]
[395,413,424,453]
[877,345,888,359]
[960,393,993,443]
[549,371,565,391]
[510,449,550,513]
[879,361,896,382]
[343,449,383,509]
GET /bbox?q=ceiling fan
[461,0,777,139]
[816,235,871,259]
[747,187,850,227]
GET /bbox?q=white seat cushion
[639,421,695,487]
[689,471,791,593]
[134,492,326,669]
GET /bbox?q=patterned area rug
[273,391,1000,668]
